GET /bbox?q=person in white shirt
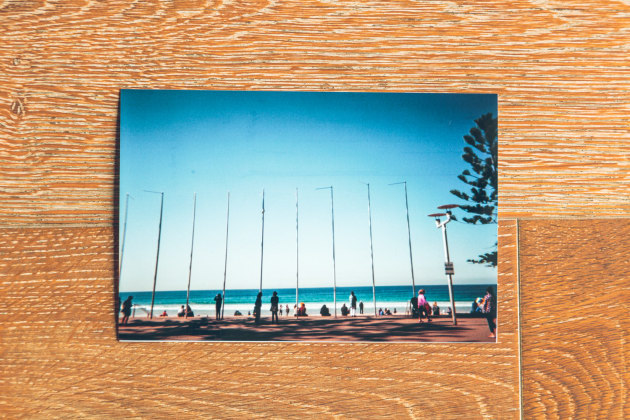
[349,291,358,317]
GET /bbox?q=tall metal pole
[390,181,416,296]
[221,192,230,320]
[331,187,337,318]
[403,182,416,297]
[295,188,299,311]
[148,191,164,320]
[259,189,265,293]
[185,193,197,319]
[119,193,130,279]
[317,186,337,317]
[440,222,457,325]
[117,193,130,325]
[365,183,377,316]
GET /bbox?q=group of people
[120,287,498,338]
[253,291,310,325]
[177,304,194,317]
[256,291,371,322]
[410,286,497,337]
[377,308,396,316]
[118,295,196,322]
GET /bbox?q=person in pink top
[417,289,432,323]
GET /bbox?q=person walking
[213,293,223,320]
[270,291,279,324]
[254,291,262,325]
[285,304,289,316]
[120,296,133,324]
[359,301,364,315]
[349,291,358,317]
[417,289,432,323]
[482,286,497,338]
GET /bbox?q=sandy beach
[118,314,496,342]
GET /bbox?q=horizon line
[119,282,497,294]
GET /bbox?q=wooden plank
[519,219,629,418]
[0,1,628,225]
[0,222,519,418]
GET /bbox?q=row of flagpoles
[118,182,421,320]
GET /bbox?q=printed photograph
[117,90,498,342]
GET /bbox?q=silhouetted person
[298,303,308,316]
[410,295,418,318]
[341,303,349,316]
[482,286,497,338]
[432,302,440,316]
[270,291,279,324]
[254,292,262,325]
[359,301,364,314]
[285,304,289,316]
[214,293,223,320]
[185,304,194,317]
[120,296,133,324]
[320,305,331,316]
[349,291,357,316]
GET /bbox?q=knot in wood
[10,98,25,117]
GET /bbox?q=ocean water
[120,284,495,317]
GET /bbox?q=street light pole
[429,204,459,325]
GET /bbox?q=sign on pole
[444,262,454,275]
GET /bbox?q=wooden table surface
[1,1,628,418]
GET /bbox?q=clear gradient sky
[119,90,497,292]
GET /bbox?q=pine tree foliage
[450,112,498,267]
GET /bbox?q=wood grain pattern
[1,0,629,417]
[519,219,629,419]
[0,224,519,418]
[1,0,628,226]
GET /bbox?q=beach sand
[118,314,497,342]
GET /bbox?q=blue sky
[119,90,497,292]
